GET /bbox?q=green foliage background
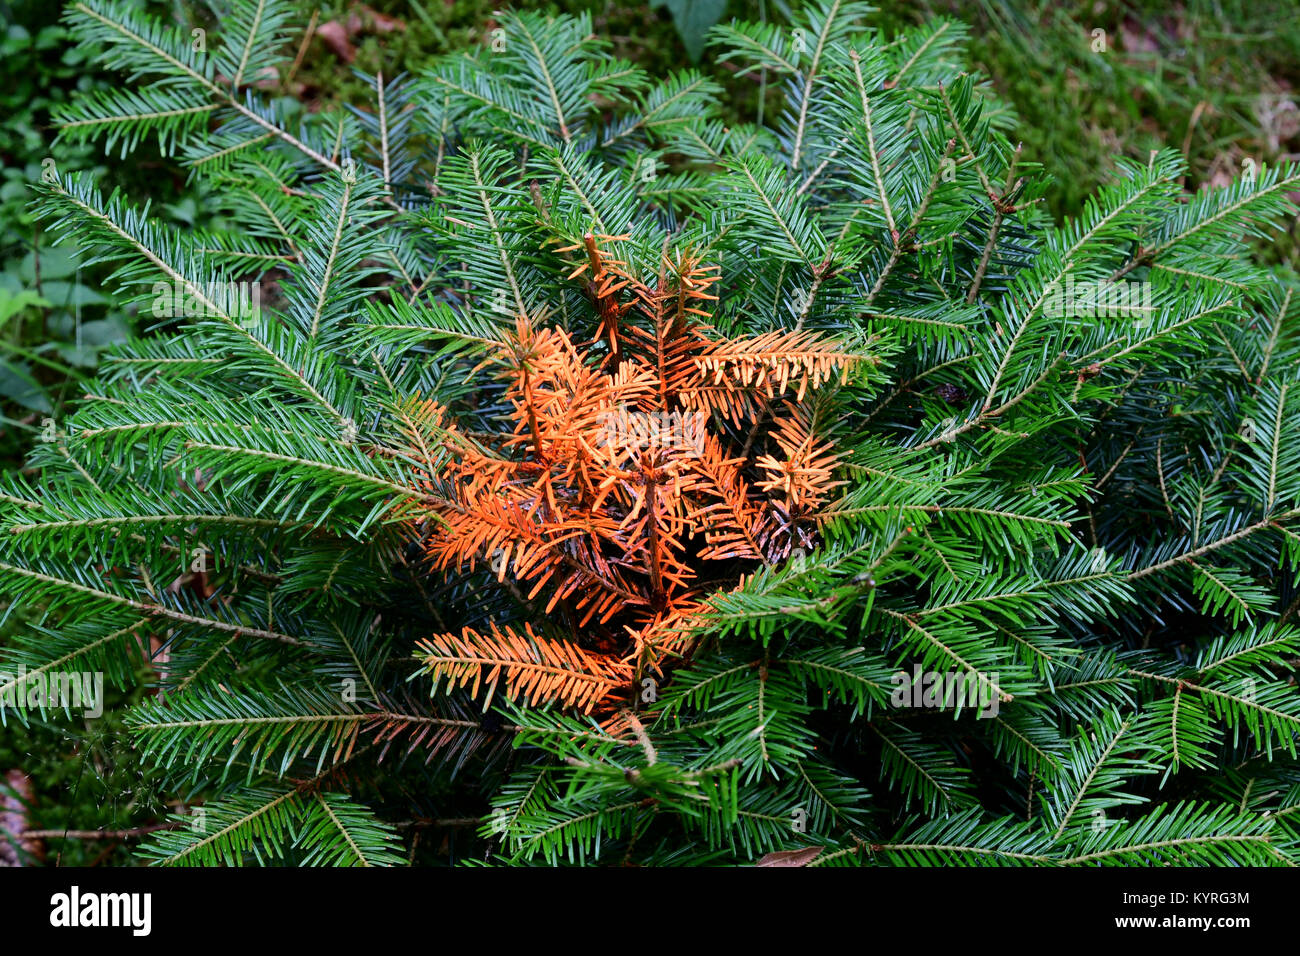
[1,0,1298,866]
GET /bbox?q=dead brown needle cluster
[409,235,871,715]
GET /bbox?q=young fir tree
[2,0,1300,866]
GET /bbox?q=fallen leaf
[0,771,43,866]
[317,20,356,63]
[756,846,822,867]
[357,4,406,33]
